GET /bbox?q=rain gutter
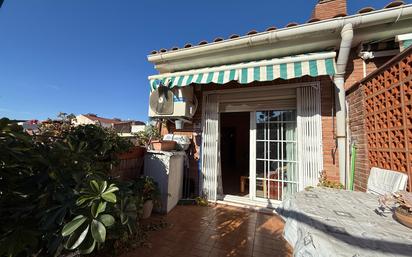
[148,5,412,73]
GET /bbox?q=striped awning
[149,52,336,90]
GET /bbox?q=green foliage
[135,176,160,204]
[134,125,160,146]
[61,180,118,254]
[0,117,137,256]
[195,196,209,206]
[318,170,344,189]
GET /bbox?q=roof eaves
[147,1,409,58]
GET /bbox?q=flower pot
[142,200,154,219]
[394,207,412,229]
[151,140,176,151]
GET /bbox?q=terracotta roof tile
[307,18,321,23]
[333,13,347,18]
[246,30,258,35]
[357,7,375,14]
[184,43,192,48]
[213,37,224,42]
[265,26,277,31]
[385,0,405,8]
[198,40,208,45]
[286,22,298,27]
[171,46,179,51]
[229,34,240,39]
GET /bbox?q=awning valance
[149,52,336,90]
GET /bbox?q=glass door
[251,110,299,202]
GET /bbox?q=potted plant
[379,190,412,229]
[135,125,161,147]
[136,176,160,219]
[135,124,176,151]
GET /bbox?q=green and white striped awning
[149,52,336,90]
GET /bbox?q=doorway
[201,84,322,204]
[220,112,250,197]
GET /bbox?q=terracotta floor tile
[121,205,292,257]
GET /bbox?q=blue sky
[0,0,409,121]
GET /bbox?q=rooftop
[148,0,406,56]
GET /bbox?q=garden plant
[0,115,159,256]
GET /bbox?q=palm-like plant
[61,180,118,254]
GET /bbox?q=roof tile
[246,30,258,35]
[286,22,298,27]
[385,1,405,8]
[357,7,375,14]
[265,26,277,31]
[307,18,320,23]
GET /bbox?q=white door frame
[200,82,321,205]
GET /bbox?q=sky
[0,0,410,122]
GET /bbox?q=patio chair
[366,167,408,196]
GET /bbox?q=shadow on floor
[121,204,292,257]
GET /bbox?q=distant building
[74,114,145,134]
[17,120,39,135]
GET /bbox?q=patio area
[122,204,292,257]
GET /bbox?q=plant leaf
[91,201,106,218]
[104,185,119,194]
[76,195,95,206]
[91,219,106,243]
[78,234,96,255]
[61,215,87,237]
[101,192,116,203]
[99,181,107,193]
[90,180,100,193]
[98,214,115,227]
[65,224,89,250]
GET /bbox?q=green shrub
[0,117,151,256]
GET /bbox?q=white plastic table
[278,188,412,257]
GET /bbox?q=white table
[278,188,412,257]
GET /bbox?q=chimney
[311,0,347,21]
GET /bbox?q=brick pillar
[311,0,347,20]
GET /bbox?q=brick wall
[320,77,340,181]
[344,50,393,90]
[311,0,347,20]
[347,84,369,191]
[347,48,412,192]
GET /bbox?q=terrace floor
[122,204,292,257]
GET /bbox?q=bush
[0,117,153,256]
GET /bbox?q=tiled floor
[123,204,292,257]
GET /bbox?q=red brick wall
[320,77,340,181]
[311,0,347,20]
[346,49,412,192]
[347,84,369,191]
[344,50,393,90]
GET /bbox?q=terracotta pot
[142,200,154,219]
[394,207,412,229]
[151,140,176,151]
